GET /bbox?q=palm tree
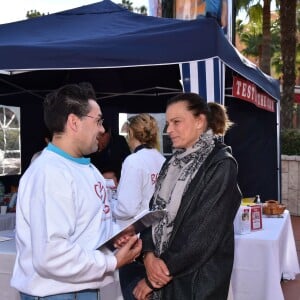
[280,0,297,129]
[237,0,298,128]
[236,12,281,76]
[236,15,262,63]
[161,0,174,18]
[260,0,271,74]
[119,0,134,11]
[270,18,282,75]
[236,0,273,74]
[26,10,46,19]
[119,0,148,15]
[138,5,148,15]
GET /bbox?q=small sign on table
[234,204,263,235]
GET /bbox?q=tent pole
[277,100,282,203]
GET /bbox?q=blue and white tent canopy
[0,0,279,102]
[180,58,225,104]
[0,0,281,201]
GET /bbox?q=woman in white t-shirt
[113,113,165,300]
[112,113,165,227]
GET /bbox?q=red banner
[295,86,300,103]
[232,76,275,112]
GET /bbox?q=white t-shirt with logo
[11,145,117,297]
[113,148,165,227]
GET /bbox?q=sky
[0,0,278,26]
[0,0,149,25]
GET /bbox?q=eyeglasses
[85,115,104,127]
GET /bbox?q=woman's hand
[133,278,153,300]
[143,252,172,289]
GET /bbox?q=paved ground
[281,215,300,300]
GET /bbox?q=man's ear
[67,113,80,132]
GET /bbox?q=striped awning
[179,58,225,104]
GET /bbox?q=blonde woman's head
[126,113,160,150]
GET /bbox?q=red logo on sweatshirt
[151,173,159,185]
[94,181,110,214]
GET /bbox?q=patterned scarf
[151,129,215,256]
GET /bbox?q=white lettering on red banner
[232,76,275,112]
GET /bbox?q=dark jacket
[141,142,241,300]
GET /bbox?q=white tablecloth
[231,210,300,300]
[0,230,19,300]
[1,211,299,300]
[0,213,16,231]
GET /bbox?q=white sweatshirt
[113,148,165,227]
[11,144,117,297]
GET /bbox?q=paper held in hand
[98,209,167,250]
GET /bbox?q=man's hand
[115,235,142,268]
[113,225,135,249]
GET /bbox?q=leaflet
[98,209,166,250]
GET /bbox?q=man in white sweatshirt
[10,82,141,300]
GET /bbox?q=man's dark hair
[43,82,97,135]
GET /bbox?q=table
[231,210,300,300]
[0,213,16,231]
[0,230,18,300]
[0,230,123,300]
[1,211,299,300]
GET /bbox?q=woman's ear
[127,128,133,139]
[196,114,207,131]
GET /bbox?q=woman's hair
[167,92,233,135]
[43,82,96,135]
[207,102,233,135]
[127,113,160,149]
